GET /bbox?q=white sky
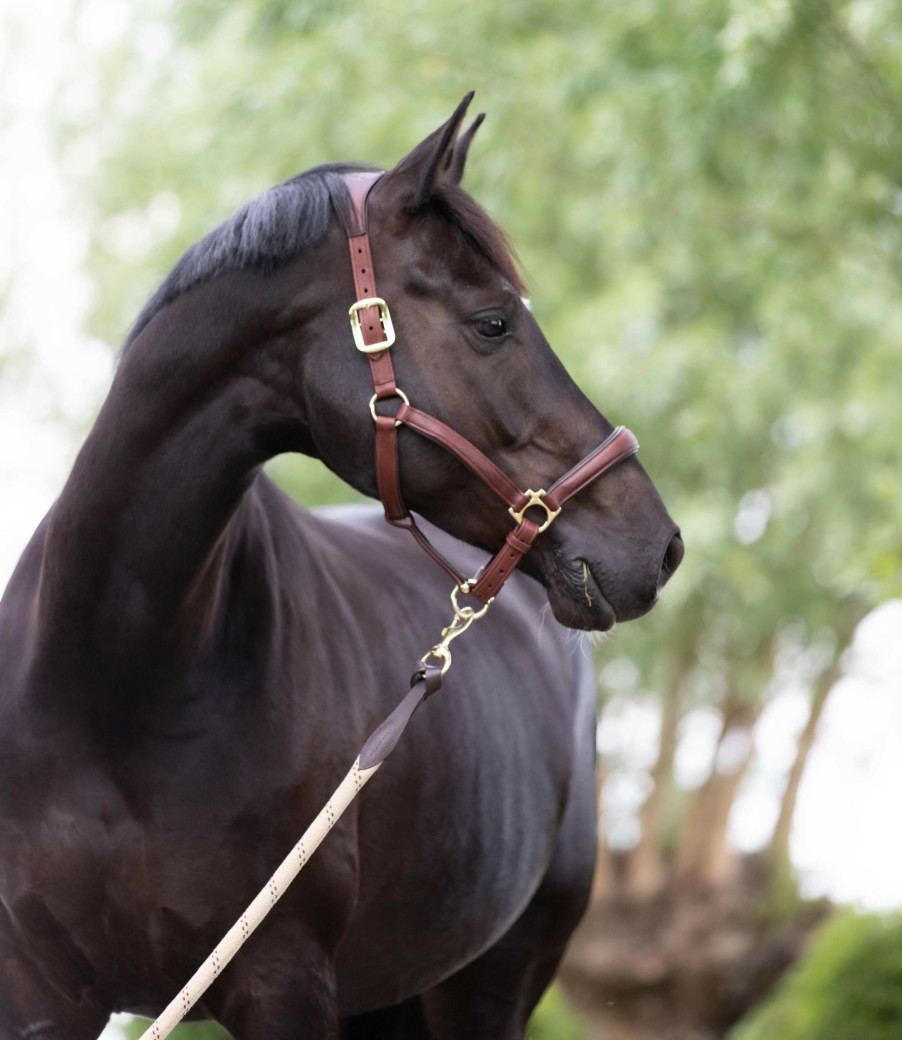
[2,4,902,1035]
[1,0,114,575]
[740,602,902,908]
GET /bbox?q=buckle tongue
[349,297,396,353]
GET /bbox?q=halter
[137,171,645,1040]
[343,171,640,608]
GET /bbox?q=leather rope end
[358,666,443,770]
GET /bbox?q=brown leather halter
[342,171,640,607]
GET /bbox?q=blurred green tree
[45,0,902,1036]
[730,911,902,1040]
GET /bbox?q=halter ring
[369,389,410,427]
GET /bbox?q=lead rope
[137,593,485,1040]
[139,762,379,1040]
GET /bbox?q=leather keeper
[470,519,540,602]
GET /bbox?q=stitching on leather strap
[398,404,524,509]
[374,416,405,520]
[545,426,639,511]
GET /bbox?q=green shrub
[731,911,902,1040]
[528,984,588,1040]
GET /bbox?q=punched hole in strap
[357,252,370,293]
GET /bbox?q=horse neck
[34,264,324,686]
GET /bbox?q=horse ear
[381,92,476,211]
[447,113,485,186]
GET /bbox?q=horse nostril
[658,530,684,591]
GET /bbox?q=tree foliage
[58,0,901,615]
[43,0,902,1035]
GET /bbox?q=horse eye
[472,316,508,340]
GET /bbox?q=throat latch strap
[340,172,639,604]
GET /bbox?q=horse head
[295,94,682,631]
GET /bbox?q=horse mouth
[544,555,616,632]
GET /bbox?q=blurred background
[1,0,900,1037]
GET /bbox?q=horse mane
[123,162,372,350]
[124,161,523,351]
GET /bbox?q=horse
[0,94,682,1039]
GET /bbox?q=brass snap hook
[420,584,495,677]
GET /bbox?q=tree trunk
[592,761,618,901]
[624,686,682,900]
[767,659,841,868]
[674,697,760,890]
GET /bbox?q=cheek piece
[342,171,639,607]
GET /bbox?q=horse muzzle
[537,522,684,632]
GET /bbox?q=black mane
[124,162,374,349]
[124,160,524,351]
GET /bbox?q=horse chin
[543,558,617,633]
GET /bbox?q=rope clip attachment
[421,583,494,676]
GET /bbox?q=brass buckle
[508,490,561,534]
[349,297,396,353]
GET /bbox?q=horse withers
[0,95,682,1039]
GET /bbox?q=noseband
[342,171,639,609]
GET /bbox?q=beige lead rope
[137,597,482,1040]
[139,757,380,1040]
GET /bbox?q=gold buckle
[508,490,561,534]
[349,298,396,353]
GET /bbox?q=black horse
[0,96,682,1039]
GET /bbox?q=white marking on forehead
[521,297,533,312]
